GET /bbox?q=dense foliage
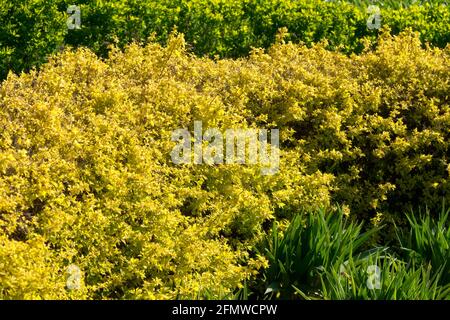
[0,30,448,299]
[251,207,450,300]
[0,0,66,80]
[1,0,449,79]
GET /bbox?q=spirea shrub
[0,30,448,299]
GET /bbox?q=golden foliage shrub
[0,30,448,299]
[245,30,449,222]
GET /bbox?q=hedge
[0,30,448,298]
[0,0,66,80]
[1,0,449,79]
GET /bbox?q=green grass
[242,206,450,300]
[317,254,449,299]
[254,207,379,299]
[397,207,450,284]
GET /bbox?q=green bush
[0,0,66,79]
[1,0,449,79]
[53,0,450,57]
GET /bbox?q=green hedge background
[1,0,449,79]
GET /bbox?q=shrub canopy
[0,30,449,298]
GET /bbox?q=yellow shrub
[0,30,448,299]
[0,235,86,299]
